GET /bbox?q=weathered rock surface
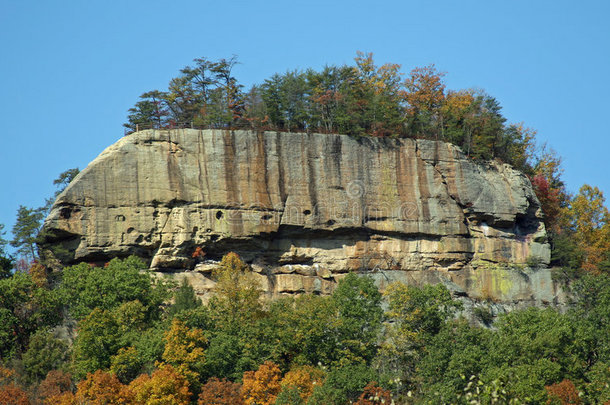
[40,129,563,312]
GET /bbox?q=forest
[0,54,609,404]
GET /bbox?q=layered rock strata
[40,129,561,310]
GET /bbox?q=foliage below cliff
[1,254,609,404]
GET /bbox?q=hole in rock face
[116,215,126,222]
[216,211,223,220]
[326,219,336,226]
[210,234,219,242]
[261,214,272,221]
[59,207,71,219]
[303,210,311,216]
[126,227,135,234]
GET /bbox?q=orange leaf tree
[353,381,393,405]
[73,370,132,405]
[279,365,325,402]
[545,379,581,405]
[242,361,282,405]
[0,384,31,405]
[198,377,243,405]
[37,370,72,403]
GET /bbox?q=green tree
[264,294,337,369]
[571,273,610,364]
[417,319,492,401]
[313,363,379,405]
[0,268,62,356]
[275,385,304,405]
[168,278,202,317]
[0,224,13,279]
[60,256,169,320]
[22,329,69,383]
[380,283,461,392]
[467,94,507,160]
[124,90,170,131]
[261,71,311,132]
[72,308,121,379]
[0,224,8,255]
[52,168,79,193]
[41,168,80,215]
[131,321,168,374]
[110,346,142,384]
[331,273,383,365]
[0,307,18,358]
[483,308,588,402]
[11,205,44,260]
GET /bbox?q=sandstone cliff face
[40,129,562,311]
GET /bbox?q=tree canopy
[123,53,538,173]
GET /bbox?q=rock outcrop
[40,129,563,312]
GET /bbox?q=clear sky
[1,0,609,250]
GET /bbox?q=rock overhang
[39,129,557,309]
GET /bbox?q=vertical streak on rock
[274,132,287,206]
[196,130,207,204]
[406,141,423,235]
[330,135,342,188]
[222,130,244,236]
[415,143,431,226]
[223,130,238,205]
[306,134,319,221]
[166,130,182,201]
[255,130,272,208]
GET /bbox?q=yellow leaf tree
[210,252,263,330]
[161,319,207,384]
[569,184,610,273]
[279,365,325,402]
[128,364,191,405]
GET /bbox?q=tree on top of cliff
[123,53,537,172]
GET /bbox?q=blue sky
[1,0,609,250]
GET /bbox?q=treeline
[124,53,535,170]
[0,253,609,404]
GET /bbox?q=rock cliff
[40,129,563,312]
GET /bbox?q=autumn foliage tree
[128,364,191,405]
[210,252,262,329]
[161,318,207,384]
[37,370,73,404]
[353,382,393,405]
[403,64,446,138]
[241,361,282,405]
[568,185,610,273]
[198,377,243,405]
[545,379,581,405]
[279,365,325,402]
[72,370,132,405]
[0,385,31,405]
